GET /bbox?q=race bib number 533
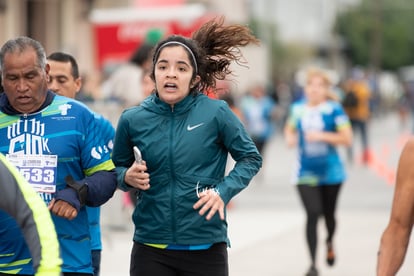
[6,154,58,193]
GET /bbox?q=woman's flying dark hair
[151,17,259,95]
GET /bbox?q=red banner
[91,5,212,69]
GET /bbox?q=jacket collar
[142,92,201,115]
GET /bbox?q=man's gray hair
[0,36,47,72]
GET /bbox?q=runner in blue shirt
[0,36,117,276]
[284,67,352,276]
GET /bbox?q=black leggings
[130,242,228,276]
[297,184,342,265]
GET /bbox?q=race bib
[6,154,58,203]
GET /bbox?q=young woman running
[284,68,352,276]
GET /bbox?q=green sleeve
[217,103,263,204]
[112,111,135,191]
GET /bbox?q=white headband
[154,41,198,74]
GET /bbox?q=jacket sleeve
[84,169,117,206]
[0,154,62,276]
[216,103,263,204]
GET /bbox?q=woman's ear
[191,75,201,88]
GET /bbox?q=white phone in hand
[133,146,143,164]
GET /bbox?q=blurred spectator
[342,68,372,164]
[367,70,381,116]
[141,68,155,98]
[76,74,96,102]
[274,80,293,127]
[240,83,277,156]
[101,43,155,108]
[220,92,244,123]
[216,80,244,122]
[291,73,306,103]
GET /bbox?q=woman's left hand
[193,189,225,221]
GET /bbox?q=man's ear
[75,77,82,94]
[44,64,50,83]
[45,63,50,74]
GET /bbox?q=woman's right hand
[124,161,151,190]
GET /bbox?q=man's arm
[52,114,117,218]
[377,137,414,276]
[50,169,117,220]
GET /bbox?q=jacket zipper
[169,106,177,243]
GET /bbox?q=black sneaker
[327,242,335,266]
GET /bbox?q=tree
[334,0,414,71]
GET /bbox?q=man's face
[1,48,49,114]
[47,59,81,99]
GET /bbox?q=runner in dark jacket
[112,17,262,276]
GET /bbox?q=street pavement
[99,111,414,276]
